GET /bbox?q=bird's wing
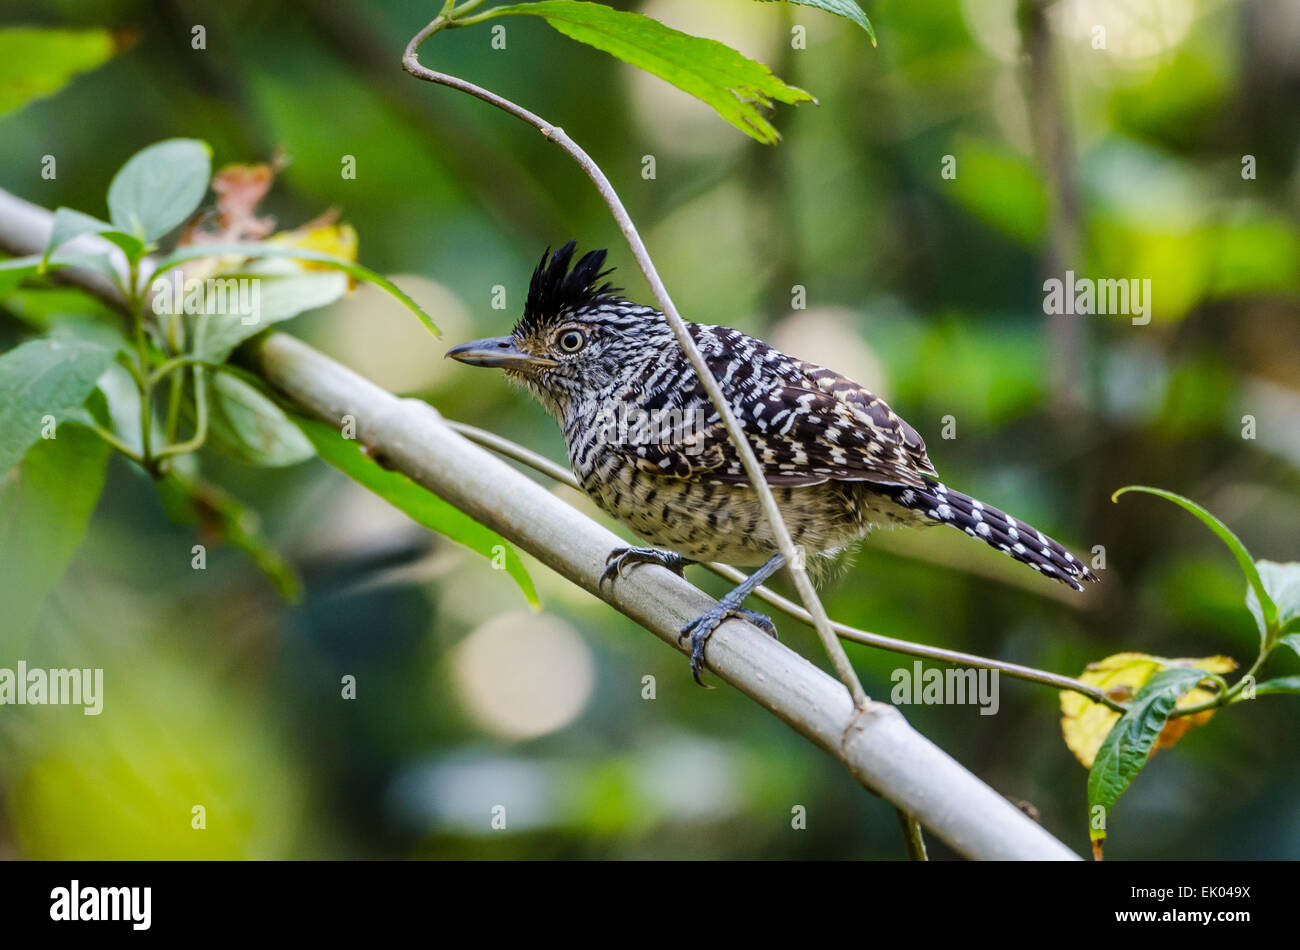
[626,328,938,490]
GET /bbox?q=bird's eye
[557,329,586,354]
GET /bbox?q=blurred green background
[1,0,1298,860]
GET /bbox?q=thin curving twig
[402,10,868,705]
[444,419,1127,711]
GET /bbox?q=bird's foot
[678,603,778,687]
[735,607,779,639]
[600,546,692,585]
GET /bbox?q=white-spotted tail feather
[897,481,1097,590]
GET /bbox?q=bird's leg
[601,546,694,585]
[679,553,784,686]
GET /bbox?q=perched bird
[448,242,1097,683]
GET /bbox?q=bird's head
[447,241,667,414]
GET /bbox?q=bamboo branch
[0,187,1080,860]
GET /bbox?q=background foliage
[1,0,1297,859]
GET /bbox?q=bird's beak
[445,336,557,370]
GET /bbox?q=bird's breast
[572,445,896,566]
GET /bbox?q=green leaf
[0,27,118,118]
[1086,667,1209,843]
[47,317,130,360]
[46,209,109,260]
[1112,486,1275,636]
[107,138,212,242]
[0,255,43,297]
[482,1,814,145]
[149,243,439,336]
[1278,632,1300,662]
[0,425,110,654]
[193,270,349,362]
[0,282,122,331]
[157,470,302,601]
[46,250,128,291]
[752,0,875,44]
[45,207,144,265]
[0,337,115,475]
[206,374,315,467]
[1248,561,1300,645]
[1255,676,1300,696]
[295,416,540,607]
[3,248,125,301]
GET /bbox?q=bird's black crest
[518,241,621,334]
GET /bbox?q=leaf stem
[447,0,493,22]
[155,366,209,459]
[1112,485,1278,632]
[86,422,144,465]
[149,354,263,389]
[125,255,161,476]
[896,809,929,861]
[164,311,185,441]
[447,7,506,28]
[1170,649,1271,717]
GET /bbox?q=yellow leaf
[1060,652,1236,768]
[268,219,358,266]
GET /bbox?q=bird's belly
[580,459,908,566]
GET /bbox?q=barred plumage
[448,243,1097,677]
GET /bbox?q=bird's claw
[600,546,689,586]
[678,604,778,686]
[735,607,779,639]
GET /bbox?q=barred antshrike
[449,243,1096,683]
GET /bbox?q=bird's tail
[893,480,1098,591]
